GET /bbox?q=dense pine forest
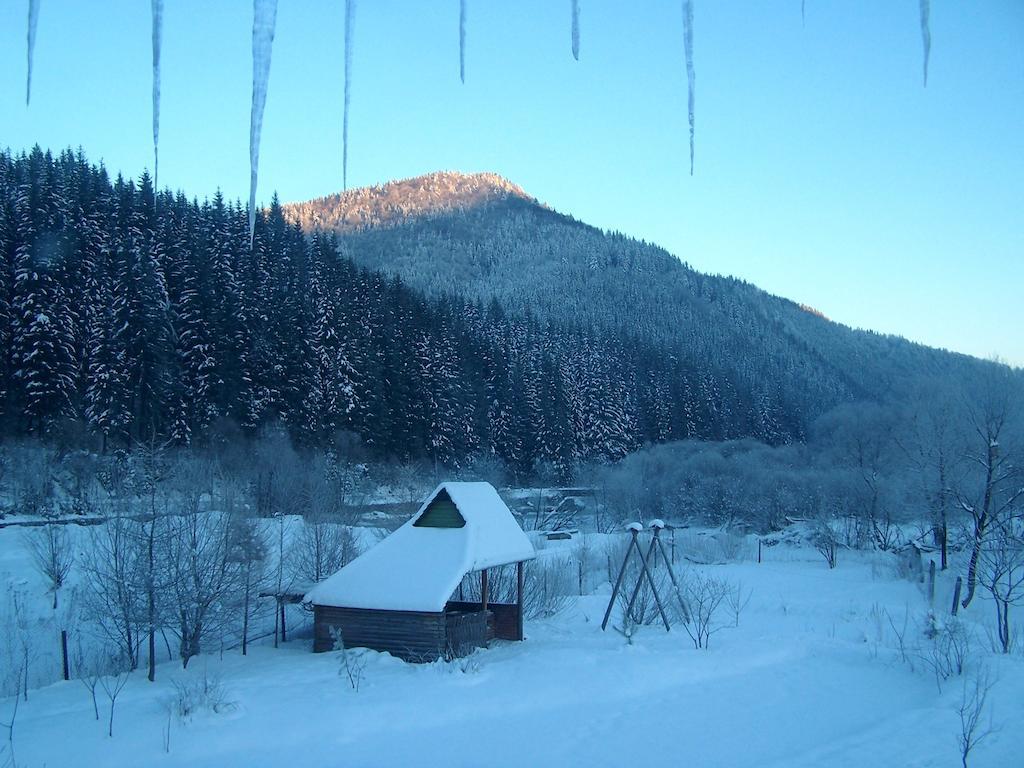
[0,148,815,480]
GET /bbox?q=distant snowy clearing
[8,546,1022,767]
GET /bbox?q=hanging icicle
[919,0,931,87]
[459,0,466,83]
[571,0,580,61]
[249,0,278,245]
[152,0,164,194]
[682,1,695,176]
[343,0,355,191]
[26,0,40,106]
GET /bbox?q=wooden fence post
[927,560,936,605]
[516,560,525,641]
[951,576,962,616]
[60,630,70,681]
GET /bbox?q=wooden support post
[653,529,691,624]
[928,560,936,605]
[601,532,639,630]
[481,569,489,611]
[951,576,963,616]
[623,528,671,632]
[516,560,525,641]
[280,599,287,643]
[623,535,660,623]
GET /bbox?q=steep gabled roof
[304,482,535,612]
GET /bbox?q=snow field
[2,529,1022,767]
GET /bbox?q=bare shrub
[330,627,367,692]
[725,582,753,627]
[884,605,915,671]
[24,523,74,609]
[457,559,576,620]
[716,531,749,562]
[170,668,233,719]
[919,612,972,692]
[811,519,840,569]
[682,572,730,649]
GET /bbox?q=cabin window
[413,489,466,528]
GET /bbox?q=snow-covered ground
[3,531,1022,767]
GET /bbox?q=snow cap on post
[626,522,644,533]
[649,519,666,530]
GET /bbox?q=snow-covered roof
[304,482,535,612]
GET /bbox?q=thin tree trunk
[962,444,997,609]
[241,569,251,656]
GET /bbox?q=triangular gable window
[413,489,466,528]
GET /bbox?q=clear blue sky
[2,0,1022,365]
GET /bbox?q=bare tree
[166,507,241,668]
[81,511,143,670]
[955,370,1023,609]
[98,657,131,737]
[812,402,902,550]
[293,511,360,585]
[980,518,1024,653]
[958,666,997,768]
[227,508,269,656]
[898,389,962,570]
[23,522,74,609]
[0,595,28,764]
[131,439,175,683]
[73,642,102,721]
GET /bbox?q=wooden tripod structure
[601,520,690,632]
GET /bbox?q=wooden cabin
[305,482,536,662]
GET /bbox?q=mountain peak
[283,170,538,234]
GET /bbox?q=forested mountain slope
[2,148,828,481]
[286,171,1003,437]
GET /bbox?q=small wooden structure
[305,482,535,662]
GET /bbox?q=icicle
[571,0,580,61]
[343,0,355,191]
[152,0,164,195]
[459,0,466,83]
[249,0,278,245]
[919,0,931,87]
[682,0,695,176]
[26,0,40,106]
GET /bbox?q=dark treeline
[0,148,798,480]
